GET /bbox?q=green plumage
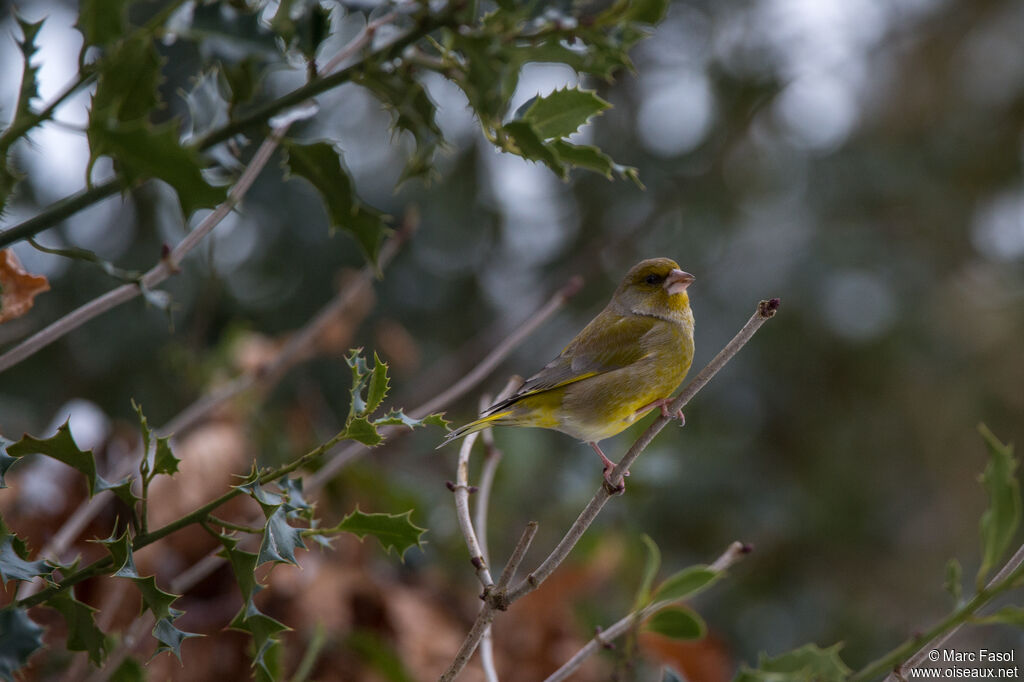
[441,258,696,450]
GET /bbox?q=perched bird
[440,258,695,487]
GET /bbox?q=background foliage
[1,0,1023,679]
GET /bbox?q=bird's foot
[637,398,685,426]
[591,442,628,494]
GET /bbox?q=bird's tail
[436,411,512,449]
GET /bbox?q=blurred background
[1,0,1023,679]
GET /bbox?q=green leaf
[736,644,851,682]
[132,575,183,622]
[373,410,448,431]
[47,590,108,666]
[325,507,425,560]
[520,87,611,140]
[257,507,307,566]
[651,566,720,603]
[623,0,669,25]
[501,121,564,177]
[89,36,163,125]
[109,656,145,682]
[365,353,390,416]
[152,437,179,477]
[644,606,705,640]
[236,474,284,517]
[229,602,289,678]
[217,534,261,603]
[95,528,138,579]
[152,617,201,661]
[548,140,614,178]
[976,424,1020,586]
[0,436,18,489]
[0,17,44,158]
[87,119,226,218]
[6,422,137,504]
[344,417,383,447]
[0,607,45,681]
[280,477,313,520]
[0,535,52,586]
[76,0,132,51]
[282,141,390,266]
[635,534,661,608]
[944,558,963,605]
[975,605,1024,627]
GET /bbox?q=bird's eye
[645,274,661,285]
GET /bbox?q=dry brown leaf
[0,248,49,324]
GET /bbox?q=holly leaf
[47,591,108,666]
[500,121,564,177]
[645,605,705,640]
[89,36,163,125]
[257,507,306,567]
[0,436,18,489]
[87,119,225,218]
[736,644,851,682]
[76,0,132,52]
[217,534,261,603]
[344,417,382,447]
[373,410,448,431]
[95,528,138,579]
[229,602,289,678]
[152,617,200,661]
[0,535,53,586]
[976,424,1020,587]
[5,421,136,504]
[520,87,610,140]
[324,507,425,559]
[132,575,182,622]
[651,565,720,603]
[0,607,45,681]
[282,141,390,266]
[365,353,390,416]
[0,18,44,158]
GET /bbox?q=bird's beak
[664,269,695,296]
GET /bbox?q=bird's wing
[484,312,660,414]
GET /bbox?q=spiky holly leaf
[88,119,225,218]
[229,602,289,678]
[152,617,201,661]
[0,607,44,681]
[976,424,1020,586]
[735,644,851,682]
[47,591,108,666]
[217,534,260,603]
[5,422,138,505]
[645,606,705,640]
[94,528,138,579]
[0,17,44,158]
[236,473,284,517]
[282,141,390,266]
[132,575,183,622]
[0,535,52,586]
[365,353,390,417]
[89,36,162,126]
[344,417,382,447]
[519,88,610,140]
[373,410,449,431]
[501,121,564,177]
[0,436,17,489]
[325,507,425,560]
[279,477,313,520]
[257,507,306,567]
[76,0,132,51]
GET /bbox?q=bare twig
[454,431,495,588]
[440,299,780,679]
[543,541,751,682]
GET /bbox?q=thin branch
[454,431,495,589]
[441,299,780,679]
[543,541,750,682]
[856,542,1024,682]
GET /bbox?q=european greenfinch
[441,258,695,485]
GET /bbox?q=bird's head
[612,258,695,320]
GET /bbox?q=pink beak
[664,269,695,296]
